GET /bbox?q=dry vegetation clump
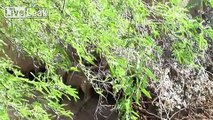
[149,60,213,119]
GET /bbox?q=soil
[60,93,118,120]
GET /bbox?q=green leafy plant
[0,0,212,119]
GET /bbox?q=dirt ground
[60,93,118,120]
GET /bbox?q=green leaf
[144,67,157,81]
[210,0,213,8]
[141,88,151,98]
[70,67,79,72]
